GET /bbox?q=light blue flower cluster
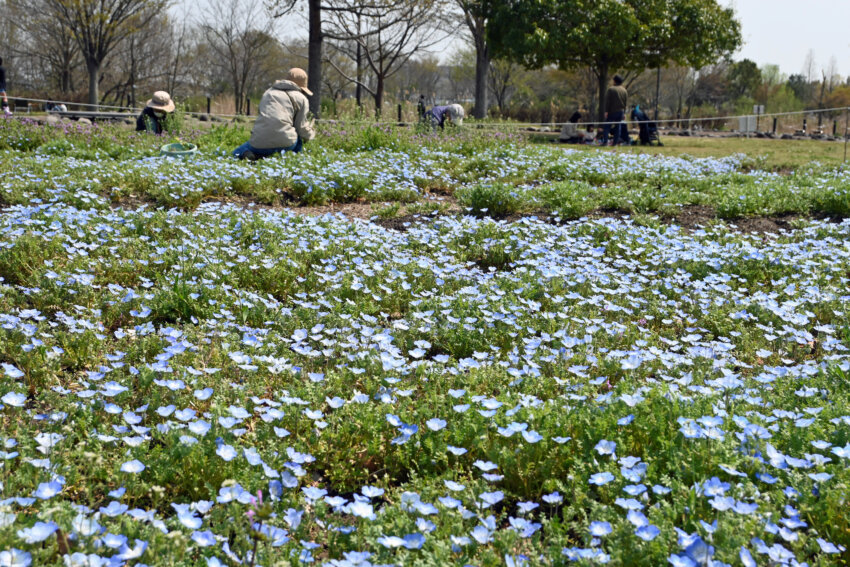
[0,144,849,565]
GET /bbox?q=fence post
[834,120,838,136]
[206,96,211,115]
[803,118,807,133]
[246,98,251,116]
[397,103,402,124]
[772,118,777,134]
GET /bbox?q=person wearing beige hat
[135,91,176,134]
[233,68,315,160]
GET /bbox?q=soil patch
[107,195,844,236]
[662,205,718,230]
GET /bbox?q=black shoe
[242,150,258,161]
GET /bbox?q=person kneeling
[136,91,175,134]
[233,68,315,160]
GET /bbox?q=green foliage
[728,59,762,99]
[486,0,742,118]
[457,182,525,217]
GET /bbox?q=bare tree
[488,58,523,112]
[44,0,168,106]
[8,0,82,94]
[324,0,448,117]
[389,55,442,101]
[200,0,278,114]
[802,49,816,84]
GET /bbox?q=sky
[205,0,850,80]
[727,0,849,77]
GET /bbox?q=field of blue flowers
[1,117,849,566]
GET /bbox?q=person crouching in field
[136,91,175,134]
[233,68,315,160]
[425,103,465,130]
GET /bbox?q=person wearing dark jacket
[601,75,630,146]
[136,91,175,134]
[0,58,11,116]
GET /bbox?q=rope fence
[4,95,849,136]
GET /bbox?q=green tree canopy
[727,59,761,99]
[485,0,742,120]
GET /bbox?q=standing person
[0,57,11,116]
[232,68,315,160]
[425,103,464,130]
[601,75,630,146]
[135,91,176,134]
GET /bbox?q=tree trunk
[355,13,362,108]
[87,59,100,108]
[473,41,489,119]
[374,75,384,118]
[307,0,322,117]
[596,64,609,124]
[61,66,71,94]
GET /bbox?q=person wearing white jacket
[233,68,316,160]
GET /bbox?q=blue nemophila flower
[115,539,147,560]
[0,549,31,567]
[808,472,832,483]
[739,547,757,567]
[192,530,216,547]
[361,486,385,498]
[33,480,62,500]
[101,533,128,548]
[1,392,26,408]
[347,500,375,520]
[194,388,214,400]
[302,487,327,502]
[594,439,616,456]
[2,364,25,379]
[426,418,447,431]
[589,472,615,486]
[120,459,145,473]
[17,521,58,543]
[215,445,237,461]
[473,460,498,472]
[832,444,850,459]
[816,538,845,554]
[542,492,563,505]
[71,514,101,537]
[478,491,504,508]
[667,554,695,567]
[589,521,612,537]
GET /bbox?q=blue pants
[232,138,302,159]
[601,111,629,145]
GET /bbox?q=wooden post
[833,120,838,136]
[246,98,251,116]
[397,103,402,124]
[772,117,777,134]
[206,97,211,115]
[803,118,807,133]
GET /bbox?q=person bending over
[425,103,464,130]
[233,68,315,160]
